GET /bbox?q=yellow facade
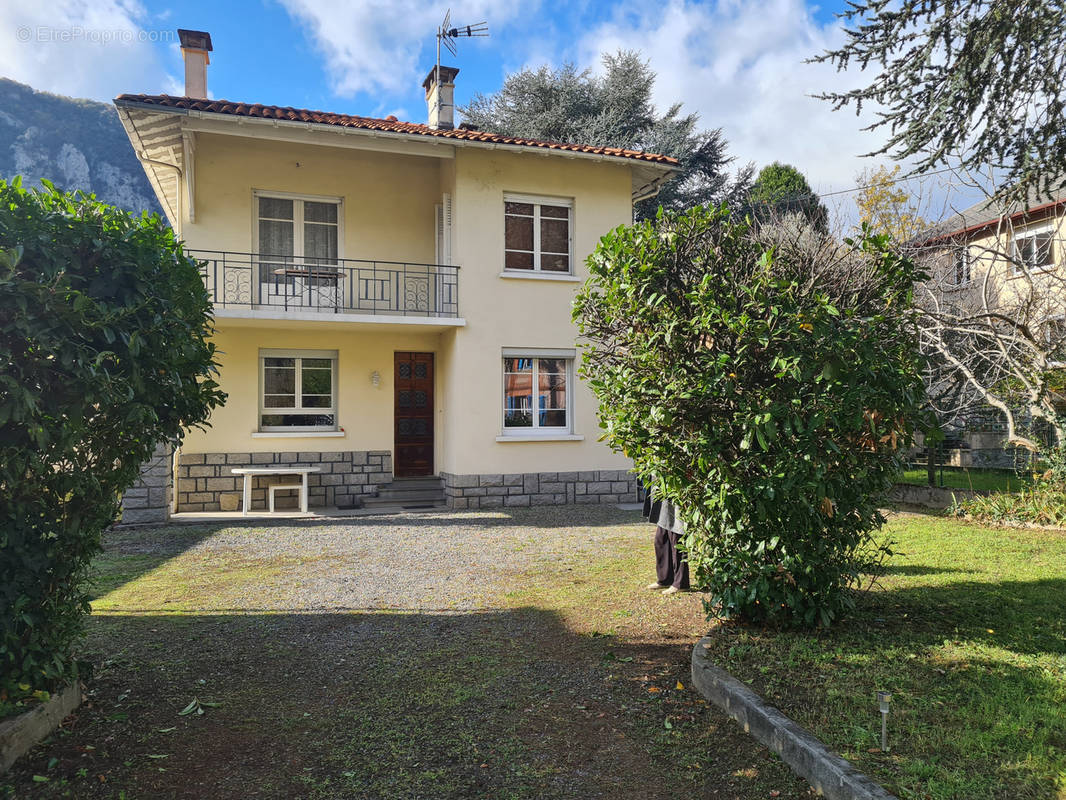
[171,128,642,479]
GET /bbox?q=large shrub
[574,205,925,626]
[0,179,224,708]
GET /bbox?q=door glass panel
[304,222,338,264]
[259,197,294,220]
[304,201,338,223]
[259,218,294,282]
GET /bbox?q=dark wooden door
[394,352,434,477]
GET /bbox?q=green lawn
[501,512,1066,799]
[897,467,1033,493]
[5,511,1063,799]
[695,513,1066,800]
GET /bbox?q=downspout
[139,152,182,237]
[632,174,673,222]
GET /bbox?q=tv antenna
[433,10,488,124]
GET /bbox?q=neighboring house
[115,29,678,519]
[915,186,1066,466]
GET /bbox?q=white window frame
[949,245,971,287]
[503,193,574,276]
[500,347,575,437]
[252,190,346,262]
[259,348,339,433]
[1011,221,1055,275]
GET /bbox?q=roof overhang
[918,197,1066,246]
[115,105,187,229]
[113,98,679,209]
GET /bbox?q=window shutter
[436,193,453,265]
[435,203,444,265]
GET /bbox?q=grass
[1,511,806,800]
[501,513,1066,799]
[697,514,1066,800]
[897,466,1033,493]
[6,510,1062,799]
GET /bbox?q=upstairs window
[256,193,341,281]
[950,246,971,286]
[1013,227,1054,274]
[260,349,337,431]
[504,195,573,274]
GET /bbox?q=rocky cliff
[0,78,159,215]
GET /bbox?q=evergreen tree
[746,162,829,231]
[460,51,752,219]
[814,0,1066,204]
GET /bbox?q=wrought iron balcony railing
[189,250,460,318]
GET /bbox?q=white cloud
[277,0,524,99]
[572,0,889,195]
[1,0,176,100]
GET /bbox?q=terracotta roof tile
[114,94,680,166]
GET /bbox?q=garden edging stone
[0,683,83,773]
[691,638,897,800]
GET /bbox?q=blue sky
[2,0,970,218]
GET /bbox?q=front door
[394,352,434,477]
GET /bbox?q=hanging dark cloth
[642,486,689,590]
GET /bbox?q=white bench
[231,467,322,514]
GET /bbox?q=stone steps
[364,475,445,508]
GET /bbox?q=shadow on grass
[1,607,798,800]
[711,575,1066,799]
[877,564,974,577]
[861,577,1066,655]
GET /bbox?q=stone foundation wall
[442,470,637,510]
[176,450,392,513]
[120,443,172,525]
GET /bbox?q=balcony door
[256,193,342,309]
[394,352,434,477]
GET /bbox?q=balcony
[190,250,461,325]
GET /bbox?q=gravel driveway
[102,506,638,612]
[2,506,808,800]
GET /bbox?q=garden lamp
[877,691,892,751]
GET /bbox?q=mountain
[0,78,159,215]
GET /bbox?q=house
[915,185,1066,466]
[114,29,678,519]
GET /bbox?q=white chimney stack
[177,29,213,99]
[423,66,459,130]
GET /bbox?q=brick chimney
[177,29,213,99]
[423,66,459,130]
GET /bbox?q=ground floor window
[503,353,571,432]
[260,349,338,431]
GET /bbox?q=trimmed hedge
[0,179,224,710]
